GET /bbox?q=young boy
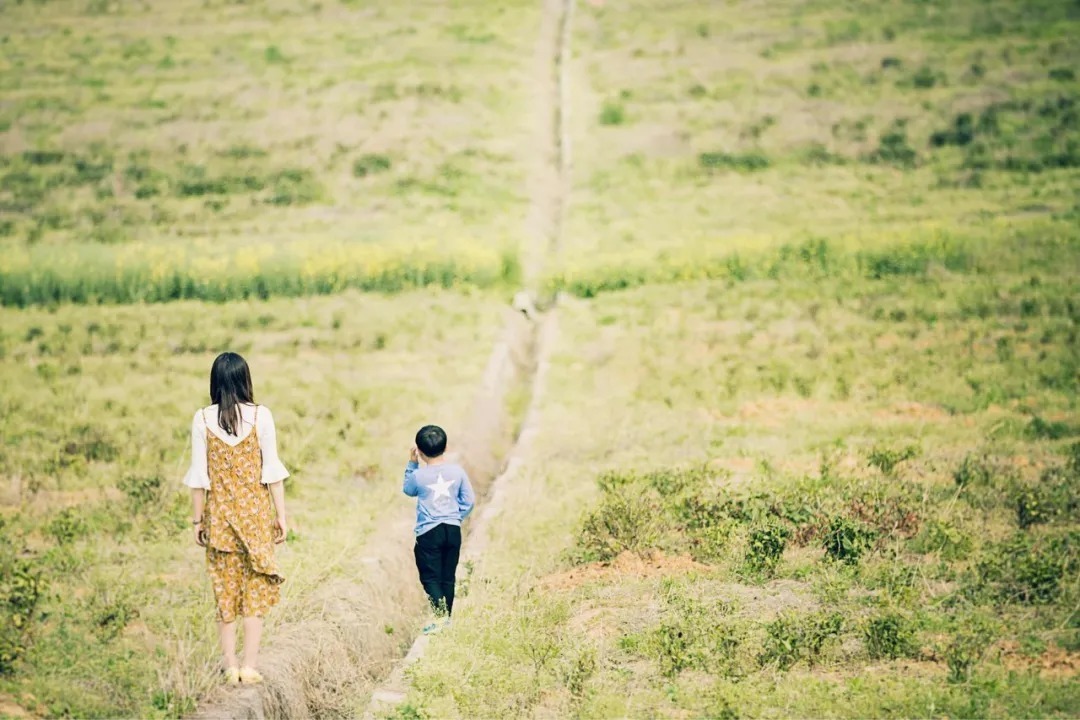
[403,424,475,633]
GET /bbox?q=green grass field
[403,262,1080,718]
[0,291,503,717]
[1,0,1078,717]
[0,0,537,304]
[395,0,1080,717]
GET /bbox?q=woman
[183,352,288,685]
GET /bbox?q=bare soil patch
[540,550,708,592]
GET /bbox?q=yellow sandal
[239,667,264,684]
[224,667,240,685]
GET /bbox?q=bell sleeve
[182,410,211,489]
[258,406,290,485]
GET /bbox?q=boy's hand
[409,445,419,463]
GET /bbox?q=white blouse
[182,403,290,489]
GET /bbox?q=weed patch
[759,611,844,670]
[973,532,1078,604]
[864,612,918,660]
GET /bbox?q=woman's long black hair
[209,352,255,436]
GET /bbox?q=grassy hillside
[402,255,1080,718]
[1,0,1078,717]
[551,0,1079,294]
[0,291,503,717]
[0,1,539,716]
[0,0,537,304]
[396,0,1080,716]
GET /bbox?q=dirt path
[364,0,575,715]
[189,0,574,717]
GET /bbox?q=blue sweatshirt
[403,461,476,536]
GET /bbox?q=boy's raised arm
[403,447,420,497]
[457,469,476,519]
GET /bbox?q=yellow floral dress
[203,407,285,622]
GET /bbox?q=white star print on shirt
[429,473,454,501]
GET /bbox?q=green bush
[266,168,323,206]
[45,508,89,546]
[930,112,976,147]
[910,64,944,89]
[1027,416,1076,440]
[689,522,735,563]
[644,466,708,497]
[867,126,917,168]
[945,620,993,683]
[699,151,770,173]
[599,101,627,126]
[864,613,917,660]
[0,554,46,675]
[65,425,118,463]
[651,618,741,678]
[1067,442,1080,476]
[743,521,791,576]
[118,474,164,512]
[575,492,663,562]
[759,612,844,670]
[353,153,392,177]
[822,516,876,565]
[954,453,993,487]
[648,584,742,678]
[1013,468,1078,529]
[975,532,1078,604]
[867,444,918,476]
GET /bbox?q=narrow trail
[364,0,574,715]
[189,0,574,718]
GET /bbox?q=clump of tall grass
[0,239,518,306]
[546,220,1078,299]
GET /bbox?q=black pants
[414,523,462,616]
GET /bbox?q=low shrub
[759,611,844,670]
[945,619,994,683]
[0,553,47,675]
[118,474,164,512]
[575,492,664,562]
[1067,441,1080,476]
[699,151,770,173]
[45,508,89,546]
[558,646,597,702]
[974,531,1078,604]
[864,612,917,660]
[866,444,918,476]
[954,453,993,487]
[867,125,917,168]
[1013,468,1078,529]
[822,516,877,565]
[743,521,791,577]
[910,64,944,89]
[353,153,392,177]
[1027,416,1076,440]
[910,519,972,560]
[930,112,976,147]
[649,584,743,678]
[873,561,919,602]
[599,101,627,126]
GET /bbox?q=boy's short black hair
[416,425,447,458]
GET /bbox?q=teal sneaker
[422,621,440,635]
